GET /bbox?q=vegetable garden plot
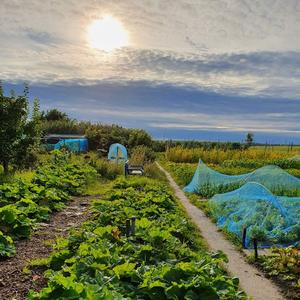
[29,177,247,299]
[184,159,300,197]
[0,151,96,258]
[209,182,300,248]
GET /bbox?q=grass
[165,146,300,171]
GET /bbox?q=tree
[0,83,41,173]
[245,132,254,147]
[41,108,69,121]
[128,129,152,148]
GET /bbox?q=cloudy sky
[1,0,300,143]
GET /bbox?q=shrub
[88,158,123,180]
[130,145,156,165]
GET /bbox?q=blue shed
[54,138,88,152]
[44,134,88,153]
[108,143,128,162]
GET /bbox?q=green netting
[184,159,300,196]
[209,182,300,248]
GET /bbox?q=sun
[88,15,129,52]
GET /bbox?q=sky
[1,0,300,143]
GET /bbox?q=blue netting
[209,182,300,248]
[108,143,128,162]
[54,139,88,152]
[184,159,300,195]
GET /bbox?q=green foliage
[0,205,32,238]
[0,230,16,257]
[29,177,247,299]
[144,163,166,180]
[259,247,300,299]
[153,140,245,152]
[222,158,300,170]
[245,132,254,147]
[160,161,196,187]
[0,83,42,173]
[87,156,123,180]
[0,151,96,258]
[42,116,154,152]
[130,145,156,165]
[41,109,70,122]
[165,146,300,166]
[128,129,152,148]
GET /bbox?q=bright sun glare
[88,15,129,52]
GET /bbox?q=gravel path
[157,162,285,300]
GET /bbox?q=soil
[157,162,286,300]
[0,196,96,300]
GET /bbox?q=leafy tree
[245,132,254,147]
[128,129,152,148]
[0,83,41,173]
[41,108,70,122]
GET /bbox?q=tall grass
[166,146,300,166]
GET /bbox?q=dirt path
[0,196,95,300]
[157,162,285,300]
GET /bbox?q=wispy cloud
[1,0,300,99]
[1,0,300,142]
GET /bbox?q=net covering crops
[209,182,300,248]
[184,159,300,196]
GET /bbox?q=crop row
[29,177,247,299]
[0,151,96,258]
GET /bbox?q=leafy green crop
[0,230,16,257]
[29,177,248,299]
[259,247,300,299]
[0,151,97,258]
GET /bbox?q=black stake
[125,219,131,236]
[242,228,247,249]
[253,238,258,260]
[131,217,136,235]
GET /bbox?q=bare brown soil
[0,196,95,300]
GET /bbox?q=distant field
[252,145,300,151]
[165,145,300,164]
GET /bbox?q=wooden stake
[131,217,136,235]
[253,238,258,260]
[125,219,131,236]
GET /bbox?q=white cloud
[65,106,300,135]
[0,0,300,99]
